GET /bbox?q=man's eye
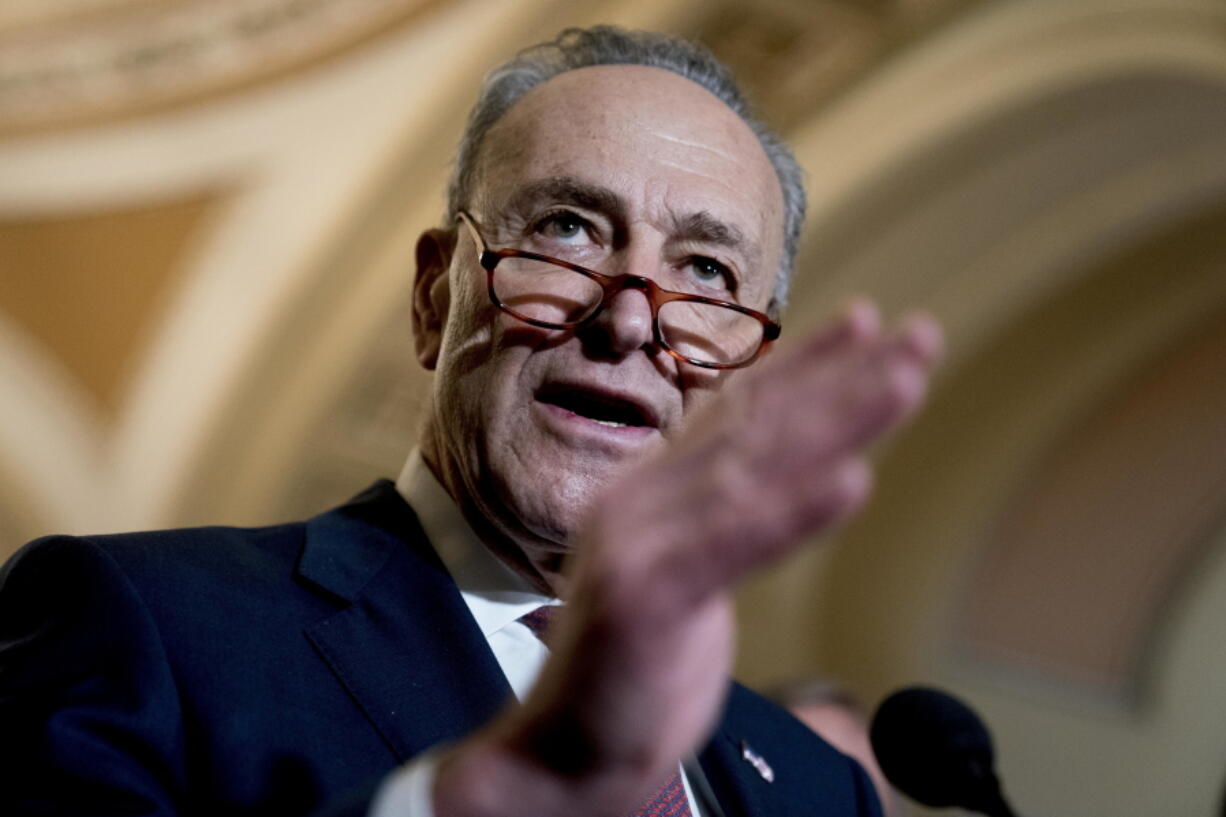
[690,257,736,292]
[538,212,587,240]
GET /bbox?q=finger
[756,454,874,552]
[862,315,943,429]
[893,311,944,368]
[810,312,943,443]
[766,298,882,374]
[843,297,883,340]
[762,344,919,460]
[659,455,874,599]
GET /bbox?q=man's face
[416,64,785,583]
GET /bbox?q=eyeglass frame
[455,210,781,370]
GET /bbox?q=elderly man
[0,26,940,817]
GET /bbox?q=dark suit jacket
[0,481,881,817]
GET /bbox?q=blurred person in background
[772,679,907,817]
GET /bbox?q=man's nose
[581,280,655,359]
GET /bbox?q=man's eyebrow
[504,181,759,258]
[672,211,751,253]
[507,177,624,215]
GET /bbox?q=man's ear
[412,228,455,370]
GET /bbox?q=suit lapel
[298,481,512,762]
[697,683,807,817]
[699,682,880,817]
[699,728,766,817]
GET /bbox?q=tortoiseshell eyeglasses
[456,211,780,369]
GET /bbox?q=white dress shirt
[369,451,707,817]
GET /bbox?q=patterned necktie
[517,606,694,817]
[518,604,557,645]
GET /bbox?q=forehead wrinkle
[650,129,740,162]
[650,153,775,219]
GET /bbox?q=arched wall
[730,3,1226,815]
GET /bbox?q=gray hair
[446,25,807,314]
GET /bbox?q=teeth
[592,418,628,428]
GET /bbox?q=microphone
[869,686,1020,817]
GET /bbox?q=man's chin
[482,429,652,566]
[475,492,583,596]
[499,472,609,549]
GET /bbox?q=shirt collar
[395,449,559,638]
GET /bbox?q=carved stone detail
[0,0,434,133]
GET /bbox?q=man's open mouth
[535,383,658,429]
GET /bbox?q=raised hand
[433,300,943,817]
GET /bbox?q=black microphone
[869,686,1020,817]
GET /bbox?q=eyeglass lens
[493,256,765,366]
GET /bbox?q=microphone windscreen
[869,685,996,809]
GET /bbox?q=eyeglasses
[456,211,781,369]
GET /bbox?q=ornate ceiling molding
[0,0,445,137]
[690,0,981,130]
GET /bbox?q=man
[0,26,940,817]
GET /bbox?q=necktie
[517,606,694,817]
[518,604,557,644]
